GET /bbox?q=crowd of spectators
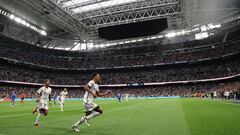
[0,28,240,101]
[0,55,239,85]
[1,81,240,100]
[0,31,239,69]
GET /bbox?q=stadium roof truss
[39,0,183,40]
[9,0,240,50]
[17,0,88,41]
[59,0,182,27]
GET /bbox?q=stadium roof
[0,0,240,50]
[7,0,182,41]
[62,0,143,13]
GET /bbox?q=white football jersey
[60,91,68,100]
[213,91,217,97]
[83,80,99,103]
[224,91,230,96]
[37,86,52,104]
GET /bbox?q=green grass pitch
[0,98,240,135]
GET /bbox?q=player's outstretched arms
[96,90,112,97]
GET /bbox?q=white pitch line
[0,107,81,118]
[200,98,240,106]
[217,101,240,106]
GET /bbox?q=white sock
[35,113,41,124]
[74,116,85,127]
[74,111,101,127]
[60,103,63,111]
[86,111,100,120]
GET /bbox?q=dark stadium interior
[99,18,168,40]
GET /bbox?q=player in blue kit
[116,92,122,102]
[10,91,16,106]
[53,92,57,105]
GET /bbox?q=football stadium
[0,0,240,135]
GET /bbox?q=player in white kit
[72,73,111,132]
[213,91,217,99]
[59,88,68,112]
[34,79,52,127]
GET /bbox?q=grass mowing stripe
[1,99,240,135]
[181,98,240,135]
[0,107,81,118]
[0,100,137,119]
[200,98,240,106]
